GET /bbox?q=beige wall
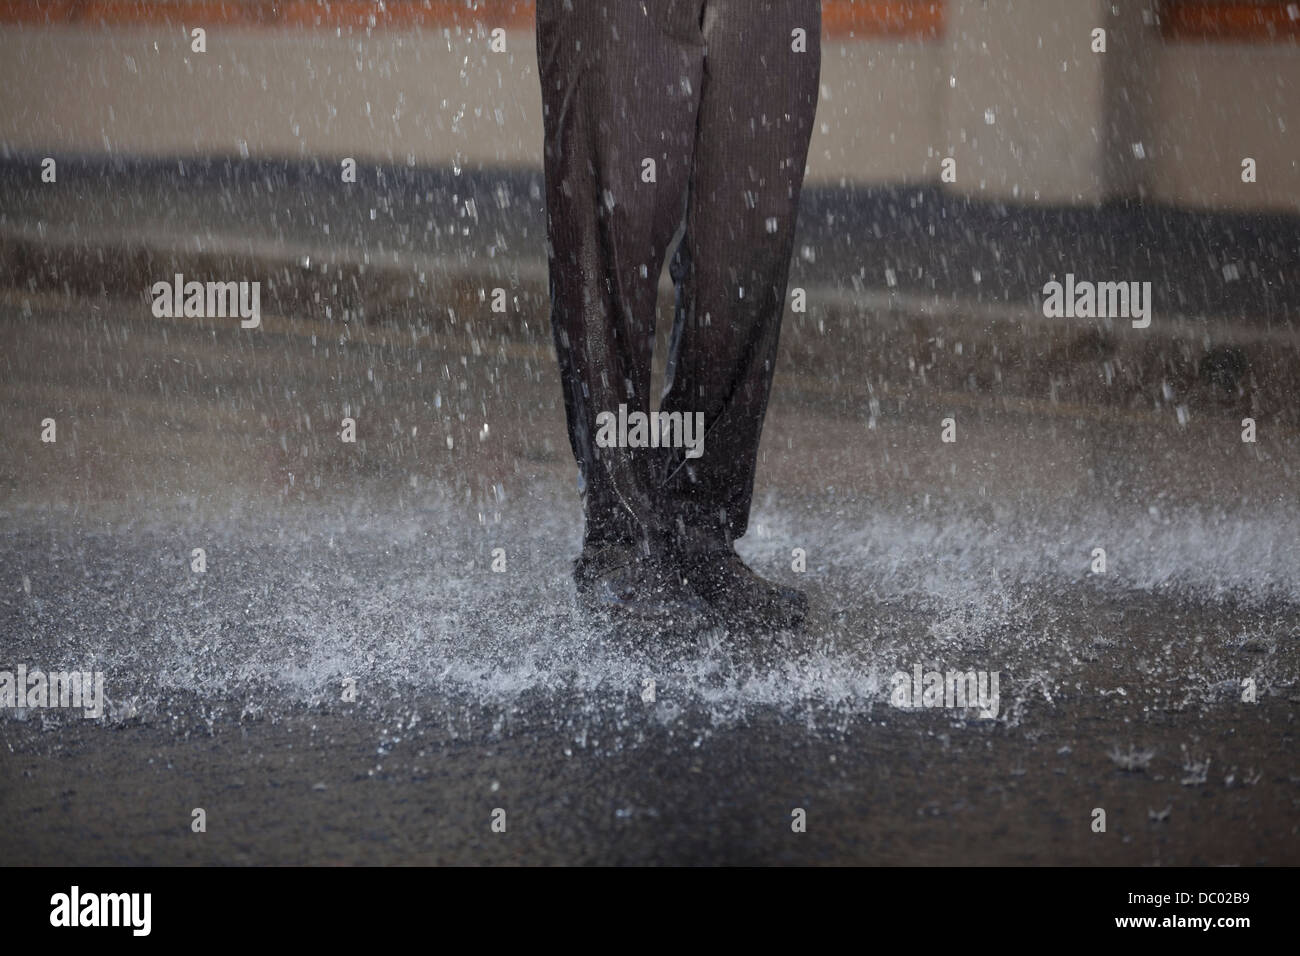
[1,15,1296,211]
[939,0,1111,204]
[1148,44,1300,210]
[0,26,542,167]
[807,38,945,185]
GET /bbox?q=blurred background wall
[0,0,1297,210]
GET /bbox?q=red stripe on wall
[0,0,945,38]
[1160,1,1300,42]
[822,1,944,40]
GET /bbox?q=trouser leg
[659,0,821,544]
[537,0,705,550]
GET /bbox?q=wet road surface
[2,289,1298,865]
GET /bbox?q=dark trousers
[537,0,821,551]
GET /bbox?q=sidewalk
[3,155,1299,426]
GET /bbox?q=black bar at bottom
[12,866,1282,942]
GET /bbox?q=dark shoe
[573,542,710,623]
[677,541,808,631]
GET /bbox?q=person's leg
[537,0,706,555]
[659,0,821,627]
[660,0,820,539]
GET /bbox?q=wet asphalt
[2,279,1298,864]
